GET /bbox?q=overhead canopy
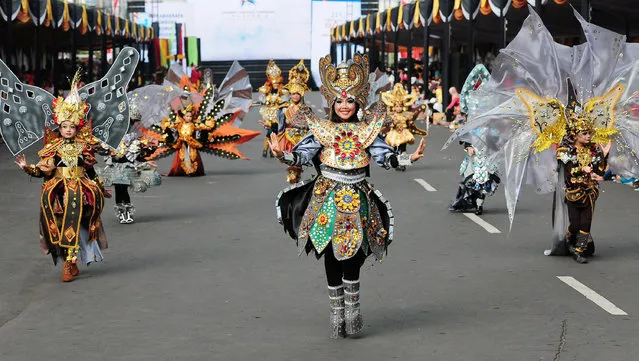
[332,0,639,46]
[0,0,154,41]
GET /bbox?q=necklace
[58,140,84,167]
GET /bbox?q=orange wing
[202,110,261,159]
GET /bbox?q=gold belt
[54,166,86,179]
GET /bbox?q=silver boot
[328,285,346,339]
[123,203,135,224]
[114,204,127,224]
[343,279,363,335]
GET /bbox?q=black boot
[584,236,595,257]
[569,232,589,264]
[262,149,268,158]
[475,206,483,215]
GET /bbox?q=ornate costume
[134,61,260,176]
[258,60,286,157]
[275,54,419,338]
[554,84,609,262]
[258,92,287,158]
[258,59,284,97]
[0,48,139,282]
[445,9,639,263]
[101,122,162,224]
[381,84,428,170]
[449,142,500,215]
[448,65,499,215]
[277,60,311,183]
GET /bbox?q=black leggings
[324,247,366,287]
[567,201,594,235]
[114,184,131,204]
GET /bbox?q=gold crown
[319,53,369,112]
[265,59,283,84]
[52,70,89,127]
[381,83,417,109]
[568,116,595,134]
[180,104,196,116]
[284,60,310,95]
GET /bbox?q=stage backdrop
[187,0,312,61]
[310,0,361,86]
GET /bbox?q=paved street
[1,92,638,361]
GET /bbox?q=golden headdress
[564,79,621,143]
[382,83,418,110]
[518,79,622,152]
[265,59,283,84]
[284,59,310,96]
[319,53,370,112]
[180,104,196,117]
[52,70,89,127]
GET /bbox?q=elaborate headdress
[180,104,196,117]
[381,83,417,110]
[265,59,283,84]
[52,70,89,127]
[284,59,310,96]
[517,78,621,153]
[319,53,370,112]
[563,79,621,143]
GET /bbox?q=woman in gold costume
[382,84,428,170]
[14,81,110,282]
[258,60,285,157]
[277,60,311,183]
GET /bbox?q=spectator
[445,87,460,123]
[190,63,202,87]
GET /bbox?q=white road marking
[414,178,437,192]
[462,213,501,234]
[557,276,628,316]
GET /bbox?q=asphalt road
[1,92,638,361]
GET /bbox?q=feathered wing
[79,47,140,149]
[201,98,261,159]
[460,64,490,114]
[128,84,197,129]
[604,64,639,178]
[217,61,253,123]
[445,8,566,228]
[567,9,639,179]
[366,69,391,109]
[0,59,55,155]
[140,122,177,161]
[164,63,196,92]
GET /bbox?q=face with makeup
[575,130,591,145]
[290,93,302,104]
[59,121,77,139]
[183,111,193,123]
[334,97,356,121]
[393,104,403,113]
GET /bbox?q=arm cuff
[279,151,297,166]
[397,153,412,166]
